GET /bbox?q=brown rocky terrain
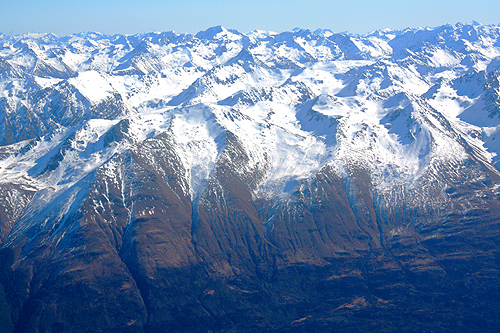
[1,129,500,332]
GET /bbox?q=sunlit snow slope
[1,24,500,215]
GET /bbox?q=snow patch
[68,70,114,102]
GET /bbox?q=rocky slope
[1,23,500,331]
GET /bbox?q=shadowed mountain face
[1,23,500,331]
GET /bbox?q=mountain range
[1,22,500,331]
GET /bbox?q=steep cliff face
[1,23,500,331]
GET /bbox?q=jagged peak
[195,25,243,41]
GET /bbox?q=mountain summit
[1,23,500,331]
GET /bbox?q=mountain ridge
[1,22,500,331]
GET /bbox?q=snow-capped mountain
[1,23,500,332]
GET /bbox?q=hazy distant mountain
[1,23,500,331]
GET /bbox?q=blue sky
[1,0,500,36]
